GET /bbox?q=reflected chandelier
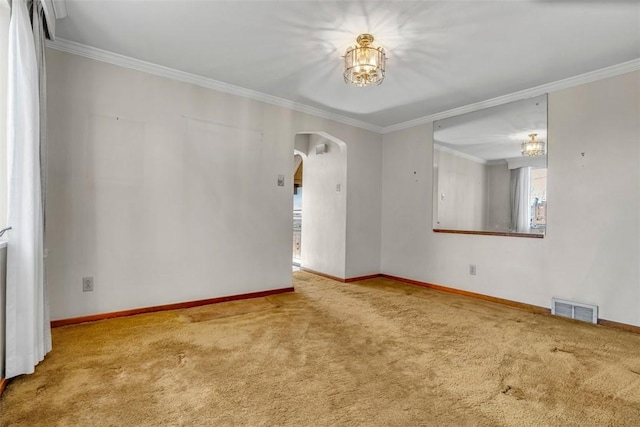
[521,133,545,157]
[343,34,386,87]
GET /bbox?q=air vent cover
[551,298,598,324]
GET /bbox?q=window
[530,168,547,229]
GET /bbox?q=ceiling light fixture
[343,34,386,87]
[521,133,545,157]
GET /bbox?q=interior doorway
[292,132,347,279]
[292,154,303,271]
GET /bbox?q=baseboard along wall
[300,268,379,283]
[300,268,345,282]
[50,287,295,328]
[48,271,640,334]
[379,274,640,335]
[302,270,640,335]
[0,377,8,398]
[379,274,551,315]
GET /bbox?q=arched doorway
[292,132,347,278]
[292,152,304,270]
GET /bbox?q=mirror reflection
[433,94,547,236]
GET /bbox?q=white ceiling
[53,1,640,129]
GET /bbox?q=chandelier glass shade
[343,34,386,87]
[521,133,545,157]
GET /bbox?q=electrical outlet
[82,276,94,292]
[469,264,477,275]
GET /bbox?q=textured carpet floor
[2,271,640,426]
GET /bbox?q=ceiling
[53,1,640,129]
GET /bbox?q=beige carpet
[2,271,640,426]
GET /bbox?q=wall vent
[551,298,598,324]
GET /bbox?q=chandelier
[343,34,386,87]
[521,133,545,157]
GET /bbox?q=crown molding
[383,58,640,134]
[45,38,385,134]
[45,38,639,136]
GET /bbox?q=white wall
[301,135,347,278]
[345,125,382,278]
[46,49,382,320]
[381,71,640,326]
[434,148,487,230]
[485,163,511,231]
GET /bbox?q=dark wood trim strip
[345,274,381,283]
[0,378,8,397]
[50,287,295,328]
[300,268,346,283]
[380,274,551,315]
[433,229,544,239]
[300,268,379,283]
[597,318,640,335]
[381,274,640,334]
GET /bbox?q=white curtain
[5,0,51,379]
[510,167,531,233]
